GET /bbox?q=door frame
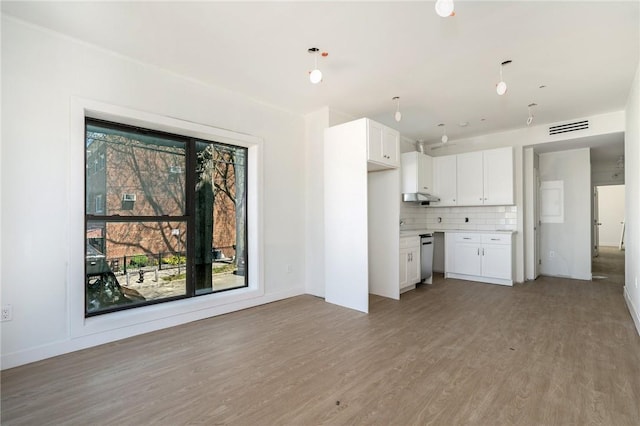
[593,186,600,257]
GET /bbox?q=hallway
[593,245,625,285]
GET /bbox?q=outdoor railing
[105,246,237,275]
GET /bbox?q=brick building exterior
[86,131,239,267]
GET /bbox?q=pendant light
[496,60,511,96]
[393,96,402,122]
[435,0,454,17]
[438,123,448,143]
[527,103,537,126]
[308,47,322,84]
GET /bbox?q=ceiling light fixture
[438,123,448,143]
[435,0,455,17]
[496,60,511,95]
[393,96,402,122]
[527,103,537,126]
[308,47,324,84]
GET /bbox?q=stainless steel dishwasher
[420,233,434,281]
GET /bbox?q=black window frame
[84,117,249,317]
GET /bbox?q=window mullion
[185,138,197,297]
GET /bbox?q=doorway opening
[592,184,625,284]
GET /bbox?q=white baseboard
[1,287,305,370]
[445,272,513,286]
[624,285,640,337]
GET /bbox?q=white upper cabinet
[433,155,457,205]
[456,147,513,206]
[457,151,484,205]
[401,151,433,194]
[367,120,400,170]
[483,147,514,205]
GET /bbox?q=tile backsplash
[400,203,518,231]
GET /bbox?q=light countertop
[400,228,517,238]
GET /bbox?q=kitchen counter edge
[400,229,517,238]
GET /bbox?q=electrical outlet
[549,251,555,258]
[1,305,12,322]
[286,264,292,274]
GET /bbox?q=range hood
[403,192,440,205]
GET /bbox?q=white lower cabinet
[445,232,513,286]
[400,236,421,292]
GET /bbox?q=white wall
[304,108,330,298]
[592,165,625,186]
[324,119,369,313]
[624,62,640,335]
[304,107,354,298]
[523,148,541,280]
[1,17,306,368]
[597,185,625,247]
[538,149,592,280]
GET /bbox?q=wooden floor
[3,264,640,424]
[593,245,626,285]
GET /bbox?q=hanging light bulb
[438,123,448,143]
[393,96,402,122]
[527,103,537,126]
[308,47,322,84]
[435,0,454,17]
[496,60,511,96]
[309,69,322,84]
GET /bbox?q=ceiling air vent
[548,120,589,136]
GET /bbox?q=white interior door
[596,185,625,247]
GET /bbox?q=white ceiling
[2,1,639,147]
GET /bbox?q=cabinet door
[483,147,514,205]
[401,152,433,193]
[482,244,512,279]
[367,121,384,164]
[433,155,457,205]
[418,154,433,193]
[382,127,400,167]
[399,248,410,288]
[453,243,482,276]
[456,151,484,206]
[367,120,399,169]
[407,246,421,284]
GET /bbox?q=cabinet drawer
[452,233,481,243]
[400,236,420,249]
[481,234,511,244]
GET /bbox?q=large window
[85,118,248,316]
